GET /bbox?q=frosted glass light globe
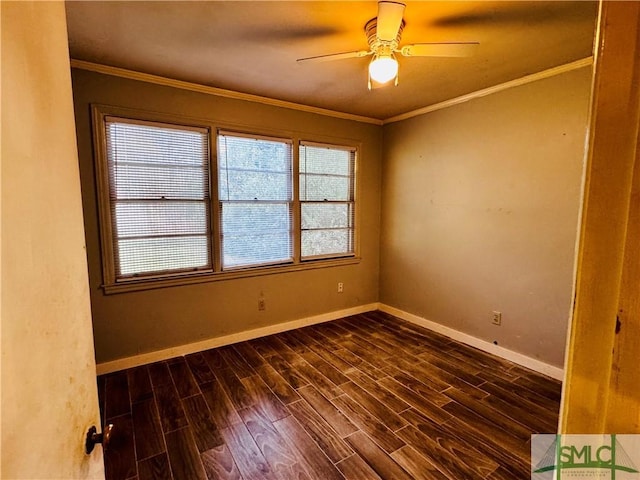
[369,56,398,84]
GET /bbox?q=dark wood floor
[98,310,561,480]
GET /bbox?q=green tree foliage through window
[94,106,357,290]
[299,143,355,258]
[218,133,293,269]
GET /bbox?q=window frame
[299,141,357,262]
[104,115,214,279]
[92,105,360,294]
[217,131,295,271]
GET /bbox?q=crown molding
[383,56,594,124]
[71,57,593,128]
[69,59,384,126]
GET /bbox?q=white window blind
[105,118,211,279]
[217,132,293,269]
[299,143,355,259]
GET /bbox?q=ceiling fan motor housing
[365,17,405,56]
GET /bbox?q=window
[103,117,211,280]
[93,106,358,292]
[300,143,355,259]
[217,133,293,269]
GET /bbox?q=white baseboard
[378,303,564,381]
[96,303,379,375]
[97,302,564,380]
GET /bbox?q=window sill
[102,256,361,295]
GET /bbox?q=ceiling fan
[297,1,479,89]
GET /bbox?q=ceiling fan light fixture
[368,54,398,84]
[296,1,479,91]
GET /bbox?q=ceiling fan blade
[400,42,479,57]
[377,1,406,41]
[297,50,371,64]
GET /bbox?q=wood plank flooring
[98,310,561,480]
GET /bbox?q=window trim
[299,141,357,261]
[91,105,361,294]
[104,115,214,279]
[217,131,295,271]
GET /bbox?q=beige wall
[72,63,591,369]
[71,69,382,364]
[1,2,104,478]
[380,68,592,367]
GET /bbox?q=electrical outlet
[492,311,502,326]
[337,282,344,293]
[258,299,266,311]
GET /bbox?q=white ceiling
[65,1,597,120]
